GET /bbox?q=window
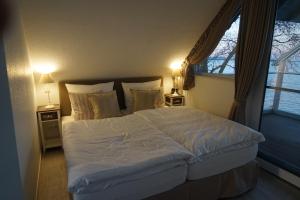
[263,20,300,115]
[260,0,300,177]
[194,16,240,75]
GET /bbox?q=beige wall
[20,0,225,81]
[34,75,173,106]
[19,0,226,106]
[3,1,40,199]
[17,0,232,119]
[188,75,235,118]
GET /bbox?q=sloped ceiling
[20,0,226,80]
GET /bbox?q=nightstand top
[37,104,60,112]
[164,93,184,98]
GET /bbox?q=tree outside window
[194,17,300,78]
[194,16,240,75]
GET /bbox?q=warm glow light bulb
[33,62,57,74]
[170,59,183,71]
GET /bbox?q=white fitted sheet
[187,144,258,180]
[73,162,187,200]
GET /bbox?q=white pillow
[65,82,114,116]
[65,82,114,94]
[122,79,162,112]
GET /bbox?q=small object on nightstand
[165,94,185,106]
[37,104,62,153]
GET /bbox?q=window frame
[194,14,241,77]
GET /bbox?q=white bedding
[73,163,187,200]
[62,116,75,125]
[62,114,192,194]
[63,106,265,198]
[135,107,265,163]
[187,144,258,180]
[61,109,130,125]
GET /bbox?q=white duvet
[135,107,265,163]
[62,114,192,194]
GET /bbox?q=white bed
[62,114,258,180]
[62,114,192,200]
[187,144,258,180]
[59,77,266,199]
[62,115,75,125]
[135,107,265,180]
[62,107,265,200]
[61,109,130,125]
[72,163,187,200]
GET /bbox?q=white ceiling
[20,0,225,80]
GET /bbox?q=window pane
[264,88,275,111]
[266,63,277,87]
[260,0,300,177]
[194,16,240,75]
[278,91,300,115]
[282,73,300,90]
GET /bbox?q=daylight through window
[194,16,240,75]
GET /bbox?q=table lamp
[170,60,183,96]
[172,69,181,95]
[39,73,55,108]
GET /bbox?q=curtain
[228,0,278,124]
[182,0,241,90]
[0,1,9,32]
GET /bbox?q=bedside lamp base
[171,88,181,96]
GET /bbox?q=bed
[59,77,265,200]
[62,114,191,200]
[135,107,264,179]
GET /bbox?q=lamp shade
[39,74,54,84]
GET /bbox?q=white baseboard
[34,154,42,200]
[257,157,300,188]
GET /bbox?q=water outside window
[259,0,300,176]
[194,16,240,75]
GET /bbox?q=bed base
[72,161,258,200]
[145,160,258,200]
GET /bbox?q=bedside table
[165,94,185,106]
[37,105,62,153]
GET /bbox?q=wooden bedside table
[164,94,185,106]
[37,104,62,153]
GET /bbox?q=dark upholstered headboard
[59,76,162,116]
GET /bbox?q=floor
[260,113,300,176]
[37,149,71,200]
[37,149,300,200]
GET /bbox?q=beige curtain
[228,0,278,124]
[182,0,241,90]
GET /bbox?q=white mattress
[73,163,187,200]
[187,144,258,180]
[62,116,74,125]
